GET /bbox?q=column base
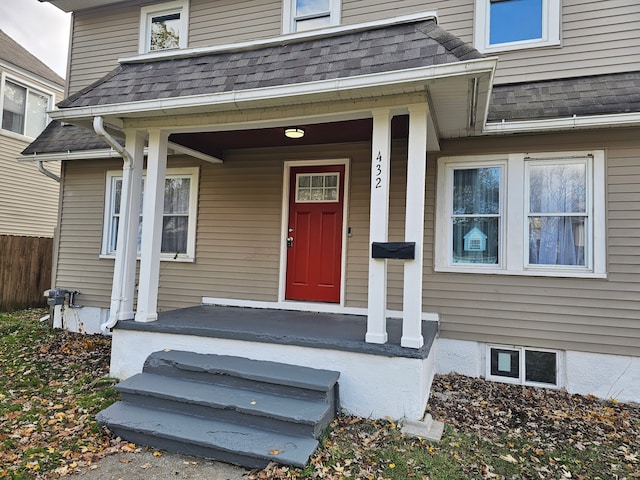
[365,332,388,344]
[134,312,158,323]
[401,335,424,349]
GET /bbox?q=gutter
[484,112,640,134]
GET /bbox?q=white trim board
[202,297,440,323]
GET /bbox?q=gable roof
[489,71,640,122]
[59,18,482,109]
[0,29,64,86]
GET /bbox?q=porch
[110,304,439,420]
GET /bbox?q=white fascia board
[120,11,439,64]
[18,144,222,163]
[43,0,124,13]
[484,112,640,134]
[50,58,497,123]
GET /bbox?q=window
[296,172,339,202]
[103,168,198,261]
[139,1,189,54]
[474,0,561,53]
[283,0,341,34]
[435,151,606,277]
[487,345,559,387]
[1,78,52,138]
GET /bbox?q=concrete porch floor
[115,305,438,359]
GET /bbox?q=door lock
[287,237,294,247]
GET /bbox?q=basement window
[139,0,189,53]
[487,345,559,387]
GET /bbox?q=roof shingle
[59,19,483,109]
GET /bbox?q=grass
[1,309,638,479]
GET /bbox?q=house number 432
[375,151,383,189]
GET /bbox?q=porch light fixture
[284,127,305,139]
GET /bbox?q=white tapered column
[366,109,392,344]
[401,104,429,348]
[106,130,144,324]
[118,129,145,320]
[135,129,168,323]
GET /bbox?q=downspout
[93,117,133,331]
[36,159,61,182]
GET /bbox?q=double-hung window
[474,0,561,53]
[139,0,189,53]
[103,167,199,261]
[436,151,605,277]
[283,0,342,34]
[1,77,52,138]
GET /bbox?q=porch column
[106,129,144,324]
[118,129,145,320]
[401,104,429,348]
[135,129,169,323]
[366,108,392,344]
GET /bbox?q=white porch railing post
[401,104,429,348]
[366,108,392,344]
[135,129,168,323]
[118,129,145,320]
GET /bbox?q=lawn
[1,309,638,479]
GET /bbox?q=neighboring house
[22,0,640,464]
[0,29,64,310]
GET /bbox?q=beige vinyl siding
[55,129,640,357]
[430,128,640,357]
[0,133,60,237]
[67,0,640,94]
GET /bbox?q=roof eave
[484,112,640,134]
[50,58,497,138]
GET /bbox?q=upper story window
[474,0,561,53]
[139,0,189,54]
[1,77,52,138]
[435,151,606,278]
[283,0,341,34]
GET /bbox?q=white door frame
[278,158,351,306]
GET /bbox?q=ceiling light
[284,127,305,139]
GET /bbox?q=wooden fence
[0,235,53,312]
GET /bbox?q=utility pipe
[94,116,134,331]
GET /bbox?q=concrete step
[97,402,318,469]
[116,372,335,438]
[144,350,340,410]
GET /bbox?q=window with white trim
[1,77,52,138]
[435,151,606,277]
[139,0,189,53]
[283,0,341,33]
[474,0,561,53]
[487,345,560,387]
[103,168,198,261]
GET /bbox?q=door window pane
[296,173,339,203]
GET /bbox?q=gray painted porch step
[144,350,340,407]
[97,402,318,469]
[116,372,334,437]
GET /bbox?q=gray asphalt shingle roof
[488,71,640,122]
[22,120,121,155]
[0,29,64,86]
[59,19,482,109]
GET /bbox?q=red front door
[285,165,345,303]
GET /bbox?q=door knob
[287,237,294,247]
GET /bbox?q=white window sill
[0,128,36,142]
[100,254,195,263]
[477,38,561,55]
[435,265,607,279]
